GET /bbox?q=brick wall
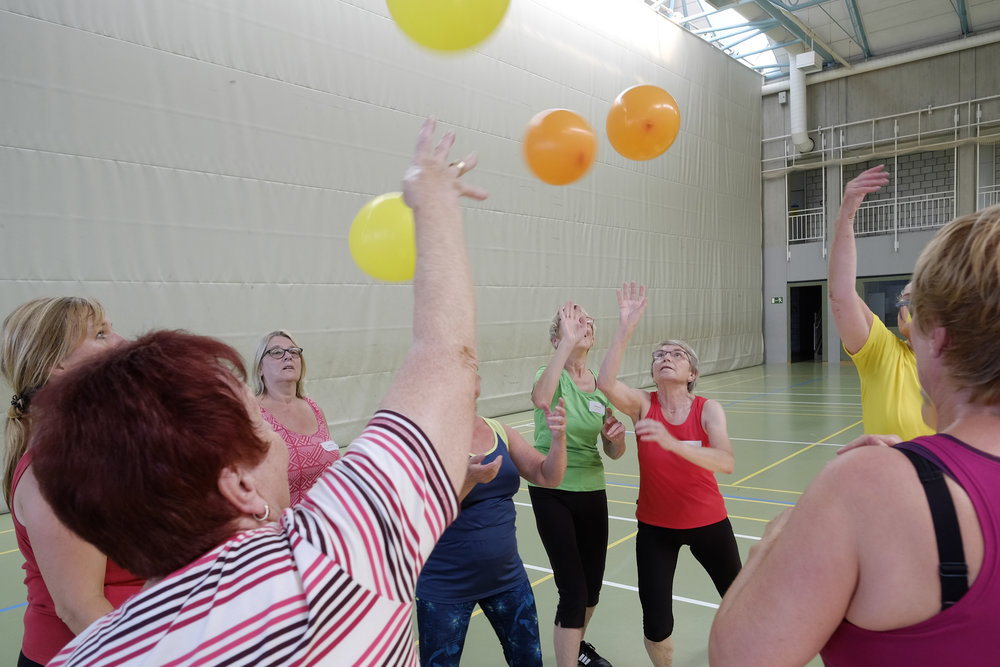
[844,151,954,198]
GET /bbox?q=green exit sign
[771,296,784,304]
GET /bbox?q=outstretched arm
[633,399,734,474]
[829,165,888,354]
[710,453,864,666]
[508,399,568,487]
[531,301,588,409]
[597,281,651,423]
[379,119,488,493]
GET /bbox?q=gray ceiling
[649,0,1000,80]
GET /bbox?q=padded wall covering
[0,0,762,439]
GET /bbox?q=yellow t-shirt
[847,316,934,441]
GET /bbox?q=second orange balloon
[523,109,597,185]
[606,85,681,161]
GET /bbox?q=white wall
[1,0,763,440]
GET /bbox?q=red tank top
[636,393,728,529]
[12,451,145,664]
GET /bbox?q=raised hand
[835,433,902,456]
[634,417,670,449]
[402,118,488,213]
[543,398,567,440]
[557,301,590,345]
[602,412,627,447]
[842,164,889,214]
[466,453,503,486]
[617,281,647,330]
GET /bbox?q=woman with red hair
[31,118,488,666]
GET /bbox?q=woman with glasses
[597,282,741,667]
[529,300,627,667]
[252,330,339,506]
[709,210,1000,666]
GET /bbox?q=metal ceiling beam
[736,38,800,57]
[750,0,850,67]
[955,0,971,35]
[843,0,872,57]
[692,19,778,36]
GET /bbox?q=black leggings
[528,486,608,628]
[18,652,43,667]
[636,518,742,641]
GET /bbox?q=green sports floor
[0,362,860,665]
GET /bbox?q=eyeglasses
[653,349,686,361]
[265,346,303,359]
[894,299,911,310]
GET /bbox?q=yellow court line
[723,497,794,507]
[0,548,20,556]
[606,471,639,479]
[728,514,773,523]
[0,529,13,535]
[720,483,802,495]
[731,419,862,485]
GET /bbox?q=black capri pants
[528,486,608,628]
[636,517,742,642]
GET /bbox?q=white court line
[522,564,719,610]
[708,391,860,398]
[730,437,845,447]
[513,502,759,541]
[511,423,852,448]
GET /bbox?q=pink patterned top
[260,397,341,506]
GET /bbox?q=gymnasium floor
[0,361,861,665]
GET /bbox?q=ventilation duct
[789,51,815,153]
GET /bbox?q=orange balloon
[606,85,681,161]
[523,109,596,185]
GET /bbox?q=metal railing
[763,94,1000,177]
[787,192,953,245]
[979,184,1000,210]
[787,207,825,243]
[851,192,954,236]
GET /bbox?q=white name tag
[320,440,339,452]
[589,400,606,415]
[679,440,703,448]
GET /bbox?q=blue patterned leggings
[416,576,543,666]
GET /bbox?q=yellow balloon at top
[387,0,510,51]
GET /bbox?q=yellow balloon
[349,193,415,282]
[386,0,510,51]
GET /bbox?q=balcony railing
[979,184,1000,210]
[787,207,825,244]
[786,192,953,245]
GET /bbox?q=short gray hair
[651,339,699,392]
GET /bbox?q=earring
[252,504,270,522]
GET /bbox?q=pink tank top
[821,434,1000,665]
[260,396,340,506]
[11,451,145,664]
[636,393,728,529]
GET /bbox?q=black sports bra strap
[898,447,969,610]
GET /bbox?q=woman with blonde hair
[710,204,1000,665]
[529,300,627,667]
[252,329,339,505]
[2,297,144,667]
